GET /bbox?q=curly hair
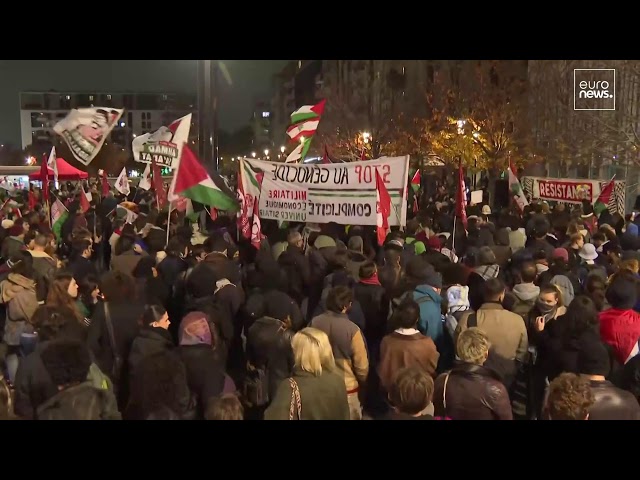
[545,373,594,420]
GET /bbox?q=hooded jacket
[599,308,640,365]
[37,381,121,420]
[510,283,540,321]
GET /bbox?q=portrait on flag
[133,114,192,168]
[53,107,123,165]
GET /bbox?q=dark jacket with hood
[467,264,501,312]
[346,250,367,280]
[278,245,311,304]
[177,344,226,419]
[246,316,295,400]
[128,326,175,382]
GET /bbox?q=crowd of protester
[0,176,639,420]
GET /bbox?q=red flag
[360,148,367,161]
[79,188,90,213]
[456,158,468,229]
[101,170,109,196]
[509,158,518,177]
[410,169,421,188]
[322,144,331,164]
[28,190,37,211]
[413,196,419,214]
[375,168,391,246]
[210,207,218,221]
[151,156,167,210]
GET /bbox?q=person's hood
[29,250,54,261]
[415,284,442,303]
[512,283,540,302]
[347,250,367,263]
[550,274,575,306]
[447,285,470,312]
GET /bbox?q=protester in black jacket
[128,305,174,384]
[177,311,226,419]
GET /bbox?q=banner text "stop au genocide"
[270,163,392,185]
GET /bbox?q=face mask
[536,298,556,314]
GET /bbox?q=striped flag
[286,119,320,143]
[290,99,326,125]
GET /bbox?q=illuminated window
[66,95,70,100]
[89,95,94,101]
[107,94,112,100]
[262,112,270,118]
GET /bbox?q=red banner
[536,180,593,203]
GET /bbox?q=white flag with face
[47,146,58,183]
[115,167,130,196]
[53,107,123,165]
[132,114,192,169]
[138,163,152,191]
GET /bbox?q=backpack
[388,291,434,331]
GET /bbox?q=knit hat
[552,248,569,263]
[481,205,492,215]
[314,235,336,250]
[414,241,426,255]
[606,274,638,310]
[348,236,364,254]
[179,311,212,346]
[577,339,610,376]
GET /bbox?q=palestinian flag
[171,144,238,212]
[51,198,68,241]
[290,99,326,125]
[410,169,421,193]
[594,176,615,215]
[285,139,312,163]
[286,119,320,143]
[508,159,528,213]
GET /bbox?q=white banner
[53,107,123,165]
[239,156,410,226]
[132,114,192,169]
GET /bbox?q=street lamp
[362,132,371,144]
[456,119,466,135]
[264,149,269,157]
[280,146,285,153]
[251,152,256,158]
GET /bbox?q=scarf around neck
[360,272,381,286]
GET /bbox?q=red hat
[427,236,442,251]
[552,248,569,263]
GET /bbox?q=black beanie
[577,340,611,377]
[606,275,638,310]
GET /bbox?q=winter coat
[36,382,121,420]
[177,344,226,419]
[1,273,38,346]
[128,326,174,382]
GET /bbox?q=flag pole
[165,203,173,248]
[452,216,457,254]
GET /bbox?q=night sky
[0,60,289,146]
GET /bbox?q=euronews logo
[574,69,616,111]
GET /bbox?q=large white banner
[53,107,123,165]
[240,156,410,226]
[132,114,192,169]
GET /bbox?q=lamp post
[197,60,219,171]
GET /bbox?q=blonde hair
[457,327,490,365]
[621,259,640,275]
[292,328,335,376]
[540,284,564,308]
